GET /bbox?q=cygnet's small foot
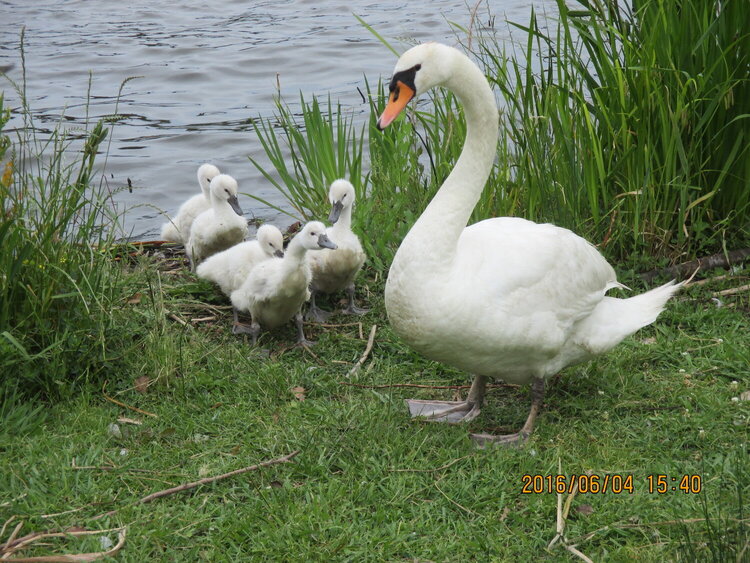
[304,305,331,323]
[470,431,529,449]
[232,323,254,336]
[295,338,317,349]
[294,312,316,348]
[342,303,369,316]
[406,399,481,424]
[343,285,368,315]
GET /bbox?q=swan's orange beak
[376,81,415,130]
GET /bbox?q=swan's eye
[415,64,421,71]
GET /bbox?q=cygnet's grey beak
[228,194,243,216]
[328,200,344,224]
[273,249,284,258]
[317,233,337,250]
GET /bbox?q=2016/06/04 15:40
[521,474,703,494]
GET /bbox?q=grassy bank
[0,86,132,400]
[0,258,748,560]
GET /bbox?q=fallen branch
[1,527,126,562]
[91,450,300,521]
[168,313,188,326]
[547,463,593,563]
[337,381,519,390]
[101,382,157,418]
[640,248,750,283]
[347,325,377,378]
[713,283,750,297]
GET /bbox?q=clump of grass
[248,94,366,222]
[478,0,750,259]
[0,56,130,398]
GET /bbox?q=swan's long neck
[331,204,353,237]
[211,193,235,218]
[284,237,308,270]
[395,55,498,272]
[199,178,211,199]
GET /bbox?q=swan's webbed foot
[342,284,369,316]
[470,430,530,448]
[294,313,316,348]
[304,291,332,323]
[469,378,546,449]
[407,399,481,423]
[407,375,487,424]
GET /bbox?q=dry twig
[547,462,593,563]
[337,381,519,390]
[101,382,157,418]
[347,325,377,378]
[1,526,126,562]
[91,450,300,521]
[640,247,750,282]
[713,284,750,297]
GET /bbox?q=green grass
[0,258,748,561]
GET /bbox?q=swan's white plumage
[196,224,284,297]
[186,174,248,266]
[160,164,220,244]
[382,43,682,388]
[231,221,334,331]
[308,179,366,294]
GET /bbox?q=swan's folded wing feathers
[459,218,617,324]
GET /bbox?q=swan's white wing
[456,217,617,321]
[440,217,620,366]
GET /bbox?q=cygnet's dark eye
[225,189,230,194]
[415,64,421,71]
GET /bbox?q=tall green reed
[248,94,366,221]
[479,0,750,258]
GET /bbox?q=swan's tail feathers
[577,280,683,355]
[160,220,182,243]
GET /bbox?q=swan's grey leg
[471,377,546,448]
[294,312,316,347]
[342,283,369,315]
[406,375,487,423]
[304,290,331,323]
[231,307,255,336]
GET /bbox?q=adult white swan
[376,42,682,446]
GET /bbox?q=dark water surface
[0,0,556,239]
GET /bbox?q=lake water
[0,0,558,240]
